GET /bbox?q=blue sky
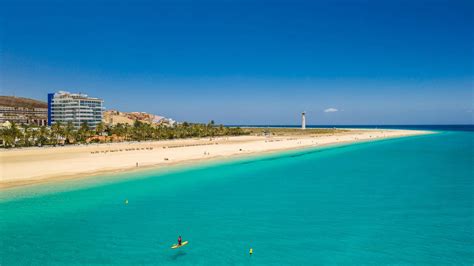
[1,0,472,125]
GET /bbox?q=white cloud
[324,108,338,113]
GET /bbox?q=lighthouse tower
[302,112,306,130]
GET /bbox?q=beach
[1,127,471,265]
[0,128,430,189]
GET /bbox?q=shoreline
[0,129,433,190]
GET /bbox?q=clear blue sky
[1,0,472,125]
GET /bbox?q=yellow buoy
[249,248,253,255]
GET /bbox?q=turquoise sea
[1,128,473,265]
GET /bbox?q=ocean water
[1,129,473,265]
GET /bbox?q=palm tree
[64,121,76,144]
[0,118,250,148]
[1,122,21,147]
[30,126,40,146]
[95,122,105,136]
[51,122,64,145]
[37,126,49,146]
[132,120,144,141]
[19,123,30,146]
[124,124,132,141]
[78,121,91,142]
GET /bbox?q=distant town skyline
[1,0,472,125]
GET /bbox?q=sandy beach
[0,128,431,189]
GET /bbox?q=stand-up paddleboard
[171,241,189,249]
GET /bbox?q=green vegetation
[0,121,248,148]
[0,122,349,148]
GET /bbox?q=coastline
[0,129,433,190]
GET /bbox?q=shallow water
[1,131,473,265]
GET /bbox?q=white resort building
[48,91,104,129]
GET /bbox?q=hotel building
[48,91,104,129]
[0,106,48,126]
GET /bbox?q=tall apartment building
[48,91,104,129]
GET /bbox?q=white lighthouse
[302,112,306,129]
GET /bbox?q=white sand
[0,129,431,189]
